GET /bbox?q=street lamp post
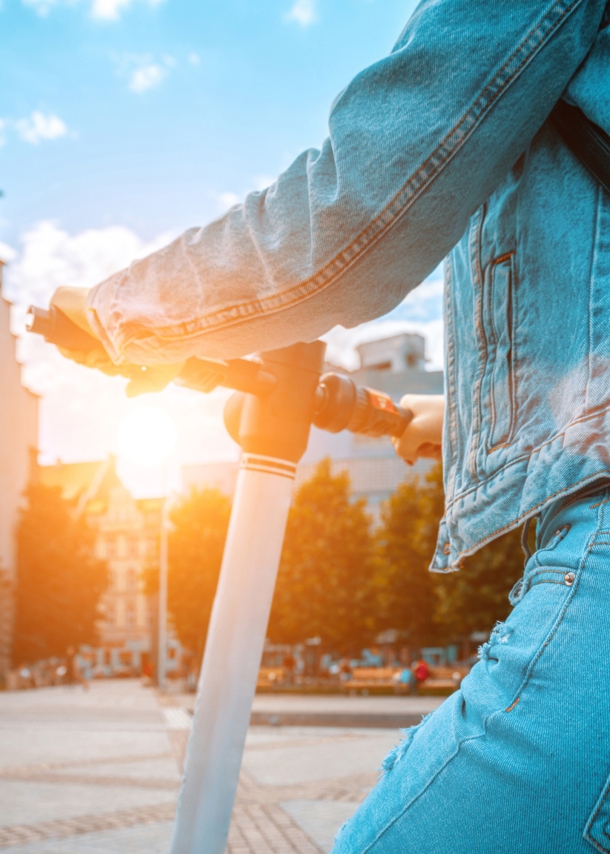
[158,496,169,692]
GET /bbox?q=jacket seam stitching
[446,402,610,512]
[116,0,582,349]
[363,740,467,854]
[450,471,610,564]
[444,258,459,498]
[582,707,610,854]
[468,206,487,480]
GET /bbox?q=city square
[0,680,440,853]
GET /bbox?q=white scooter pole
[170,342,326,854]
[169,456,295,853]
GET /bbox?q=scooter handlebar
[27,305,412,439]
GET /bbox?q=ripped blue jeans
[332,489,610,854]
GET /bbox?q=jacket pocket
[585,771,610,852]
[487,252,516,451]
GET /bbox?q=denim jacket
[88,0,610,571]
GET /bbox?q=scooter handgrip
[27,305,103,353]
[348,386,413,438]
[313,372,412,438]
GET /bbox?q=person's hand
[392,394,444,465]
[49,287,184,396]
[50,287,94,336]
[50,286,121,374]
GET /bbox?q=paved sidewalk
[0,681,440,853]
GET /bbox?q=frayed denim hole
[381,715,431,773]
[478,641,491,661]
[479,621,513,660]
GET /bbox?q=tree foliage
[434,527,526,639]
[162,461,528,661]
[166,487,232,656]
[375,464,446,647]
[376,462,527,647]
[268,459,377,652]
[13,482,108,665]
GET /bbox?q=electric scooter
[28,305,412,854]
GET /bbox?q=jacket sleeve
[87,0,606,364]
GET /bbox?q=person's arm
[80,0,605,365]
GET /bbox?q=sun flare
[117,405,177,467]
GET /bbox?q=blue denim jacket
[88,0,610,570]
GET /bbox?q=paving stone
[0,680,400,853]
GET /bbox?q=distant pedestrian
[394,668,415,696]
[282,651,296,686]
[66,646,87,689]
[411,659,430,695]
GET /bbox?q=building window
[126,538,139,558]
[125,601,136,627]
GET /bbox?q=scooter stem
[169,341,325,854]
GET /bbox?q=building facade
[40,457,171,675]
[0,262,39,678]
[184,332,443,512]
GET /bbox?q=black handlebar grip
[313,373,412,438]
[27,305,103,353]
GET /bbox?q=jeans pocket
[584,772,610,852]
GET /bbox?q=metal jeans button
[564,572,575,586]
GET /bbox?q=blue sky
[0,0,444,491]
[1,0,419,243]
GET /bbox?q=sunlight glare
[117,405,177,467]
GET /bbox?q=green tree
[376,462,528,648]
[268,459,376,652]
[434,528,526,641]
[13,482,108,665]
[165,487,232,657]
[375,464,446,647]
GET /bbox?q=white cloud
[217,192,241,213]
[113,52,174,94]
[3,221,175,314]
[91,0,129,19]
[129,63,166,93]
[0,112,70,147]
[14,111,68,145]
[187,52,200,66]
[0,241,17,264]
[285,0,317,26]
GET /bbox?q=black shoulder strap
[551,99,610,196]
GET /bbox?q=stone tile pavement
[0,681,439,853]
